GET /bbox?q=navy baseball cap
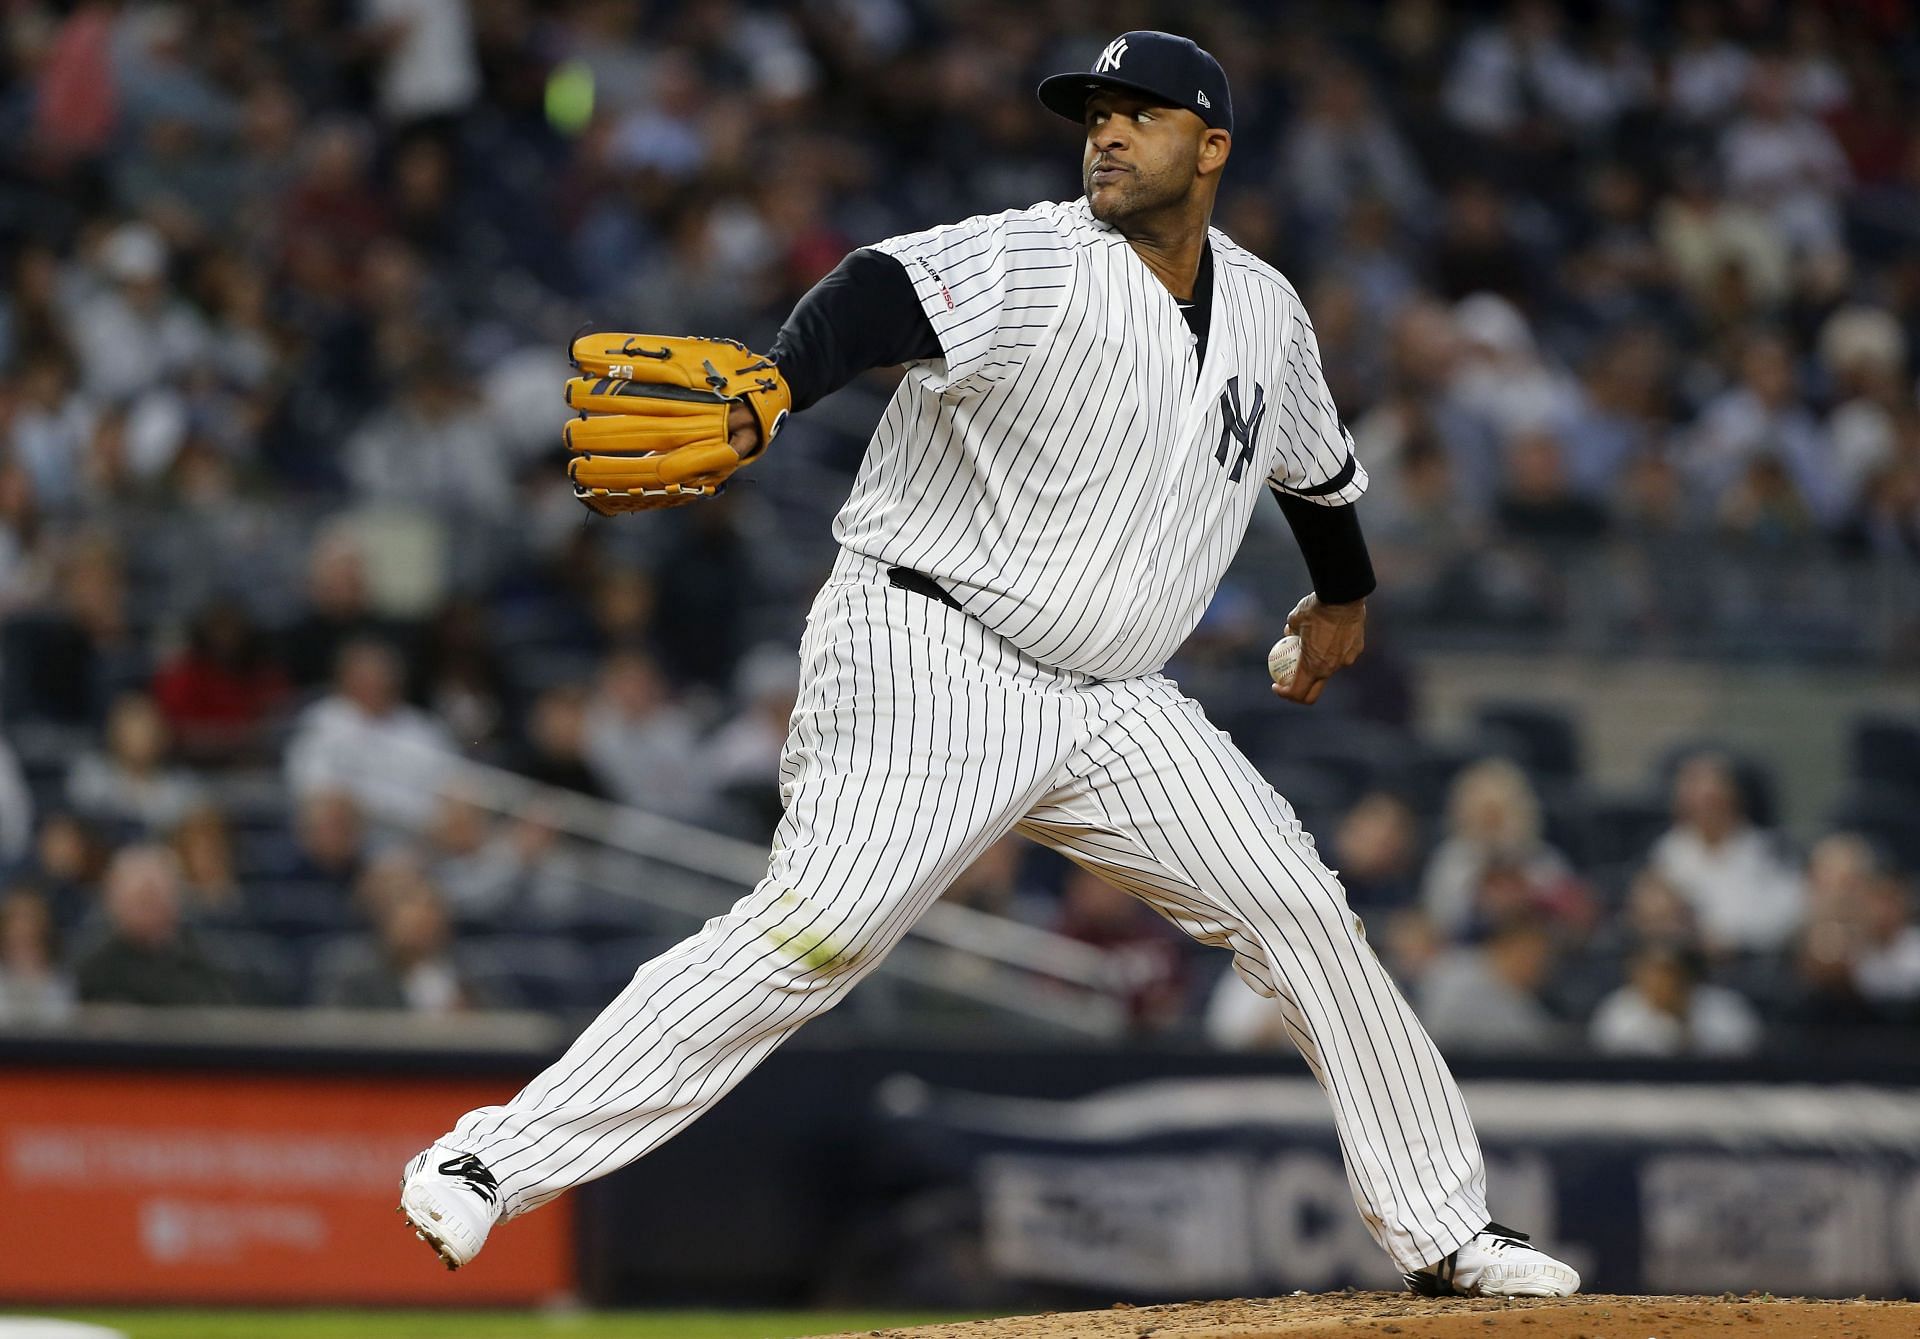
[1037,30,1233,135]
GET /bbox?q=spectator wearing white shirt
[64,223,208,405]
[1449,295,1582,446]
[1667,0,1751,124]
[343,346,513,520]
[5,354,93,514]
[1687,332,1838,527]
[1720,57,1850,257]
[1852,873,1920,1010]
[1590,944,1762,1057]
[581,648,701,817]
[67,692,202,836]
[361,0,479,127]
[286,638,456,830]
[1649,753,1804,955]
[1419,916,1566,1055]
[0,888,75,1026]
[1818,306,1909,520]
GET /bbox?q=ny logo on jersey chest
[1213,376,1266,483]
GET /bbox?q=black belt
[887,566,963,611]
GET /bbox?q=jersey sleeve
[867,209,1073,395]
[1266,302,1369,506]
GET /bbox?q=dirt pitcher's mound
[818,1292,1919,1338]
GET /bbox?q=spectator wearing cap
[1818,306,1909,520]
[64,223,209,404]
[1449,294,1580,447]
[1589,943,1763,1057]
[74,845,232,1007]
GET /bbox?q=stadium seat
[1475,701,1582,779]
[459,935,598,1013]
[244,882,359,938]
[1830,787,1920,874]
[1849,716,1920,789]
[1582,793,1671,867]
[1533,779,1595,868]
[195,927,307,1006]
[587,935,680,1006]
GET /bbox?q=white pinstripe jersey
[836,196,1367,682]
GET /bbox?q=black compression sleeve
[1273,492,1378,604]
[768,248,943,412]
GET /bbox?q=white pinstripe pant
[447,552,1488,1271]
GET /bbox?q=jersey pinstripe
[843,198,1365,681]
[428,196,1494,1282]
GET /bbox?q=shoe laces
[437,1153,500,1208]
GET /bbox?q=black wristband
[1273,492,1377,604]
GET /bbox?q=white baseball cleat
[1404,1221,1581,1298]
[398,1144,501,1270]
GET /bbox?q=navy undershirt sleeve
[769,248,942,411]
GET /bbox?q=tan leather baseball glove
[563,332,793,514]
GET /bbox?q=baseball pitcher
[400,30,1579,1300]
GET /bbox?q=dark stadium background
[1,0,1918,1327]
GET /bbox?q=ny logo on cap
[1094,36,1128,73]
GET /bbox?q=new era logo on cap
[1197,90,1210,107]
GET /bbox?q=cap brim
[1036,72,1186,124]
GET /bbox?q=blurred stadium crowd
[0,0,1917,1057]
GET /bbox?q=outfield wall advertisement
[871,1076,1920,1299]
[0,1069,574,1305]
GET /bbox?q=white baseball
[1267,634,1303,687]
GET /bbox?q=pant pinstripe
[445,553,1487,1272]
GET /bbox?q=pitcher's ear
[1200,129,1232,175]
